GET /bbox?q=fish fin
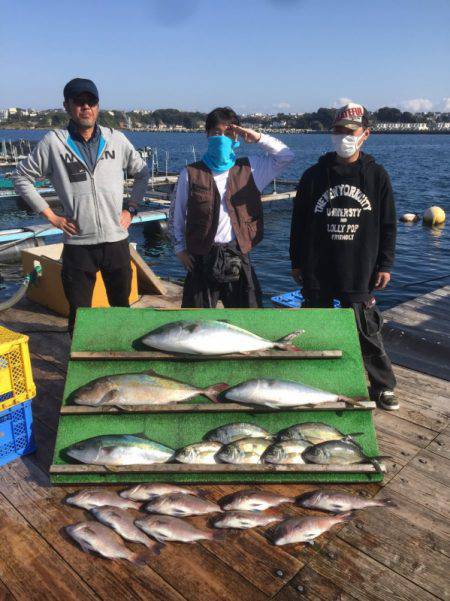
[133,432,150,440]
[379,498,397,508]
[203,383,230,403]
[276,329,305,344]
[196,488,208,498]
[347,432,365,438]
[210,530,226,541]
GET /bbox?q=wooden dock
[0,287,449,601]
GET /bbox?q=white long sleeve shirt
[170,134,295,253]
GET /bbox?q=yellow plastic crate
[0,326,36,411]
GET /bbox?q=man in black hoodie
[290,103,398,410]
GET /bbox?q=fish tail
[146,541,164,554]
[338,511,354,523]
[276,329,305,344]
[210,530,226,541]
[339,395,367,407]
[202,383,230,403]
[378,498,397,508]
[370,457,390,473]
[130,550,152,566]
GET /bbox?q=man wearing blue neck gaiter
[170,106,294,308]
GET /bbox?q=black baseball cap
[63,78,99,101]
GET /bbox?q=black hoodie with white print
[290,151,396,302]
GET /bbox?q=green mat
[51,307,382,485]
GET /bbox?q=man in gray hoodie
[13,78,149,333]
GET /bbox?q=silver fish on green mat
[120,483,204,501]
[297,490,396,513]
[301,440,384,472]
[141,319,304,355]
[263,440,311,465]
[212,510,285,529]
[277,422,363,445]
[271,513,352,545]
[175,441,223,464]
[217,437,272,464]
[144,493,222,516]
[66,521,149,564]
[72,371,228,406]
[66,489,141,510]
[223,379,358,409]
[204,423,273,444]
[90,506,162,552]
[220,490,295,511]
[66,434,174,466]
[136,515,224,543]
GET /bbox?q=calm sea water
[1,130,449,310]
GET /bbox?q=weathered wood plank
[70,349,343,361]
[0,578,15,601]
[383,465,450,519]
[0,459,267,601]
[427,431,450,460]
[406,449,450,488]
[49,462,385,475]
[272,563,359,601]
[371,488,450,557]
[303,537,438,601]
[0,494,100,601]
[60,400,375,414]
[337,506,450,598]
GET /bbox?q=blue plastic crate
[271,290,341,309]
[0,399,36,467]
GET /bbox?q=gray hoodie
[13,125,149,245]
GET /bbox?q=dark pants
[61,240,132,334]
[303,293,396,395]
[182,245,263,308]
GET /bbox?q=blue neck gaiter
[202,135,240,173]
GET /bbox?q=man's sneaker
[378,390,399,411]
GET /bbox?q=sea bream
[65,489,141,511]
[90,506,162,552]
[175,441,222,464]
[65,434,174,466]
[220,490,295,511]
[144,493,222,516]
[204,423,273,444]
[297,490,396,513]
[141,320,304,355]
[277,422,363,445]
[212,511,285,530]
[272,514,352,545]
[223,379,361,409]
[262,440,311,465]
[66,521,149,564]
[72,371,228,406]
[302,439,385,472]
[120,483,203,501]
[217,437,272,464]
[136,515,223,543]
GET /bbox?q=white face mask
[332,131,365,158]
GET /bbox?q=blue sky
[1,0,449,113]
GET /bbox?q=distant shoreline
[0,126,449,135]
